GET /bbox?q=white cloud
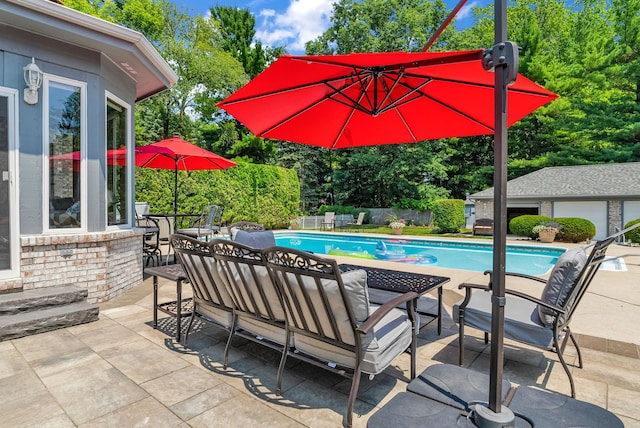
[456,1,479,21]
[254,0,336,54]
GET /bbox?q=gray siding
[1,26,135,234]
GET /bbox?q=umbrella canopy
[136,134,237,214]
[217,50,557,148]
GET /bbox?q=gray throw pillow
[538,247,587,325]
[234,229,276,249]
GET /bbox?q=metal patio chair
[263,246,419,428]
[454,236,616,398]
[177,204,222,241]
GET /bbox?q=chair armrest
[457,282,566,316]
[356,291,420,335]
[504,289,566,315]
[483,270,548,289]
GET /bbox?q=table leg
[176,279,183,343]
[437,287,442,335]
[153,275,158,328]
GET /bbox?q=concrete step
[0,301,99,341]
[0,285,88,315]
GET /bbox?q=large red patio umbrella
[136,134,238,214]
[219,46,558,425]
[217,50,557,149]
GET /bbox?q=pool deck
[1,234,639,427]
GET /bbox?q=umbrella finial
[172,132,180,138]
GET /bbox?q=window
[45,77,86,231]
[106,97,130,226]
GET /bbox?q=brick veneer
[4,229,145,303]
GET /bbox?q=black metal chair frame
[264,246,418,428]
[210,239,288,392]
[138,216,161,266]
[170,235,234,347]
[226,221,265,236]
[457,236,615,398]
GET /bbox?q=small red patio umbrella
[136,134,238,214]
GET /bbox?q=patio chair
[263,247,419,428]
[134,201,150,219]
[226,221,265,239]
[137,216,161,266]
[454,236,616,398]
[209,239,288,391]
[321,211,335,231]
[340,212,365,232]
[177,204,221,241]
[170,234,234,346]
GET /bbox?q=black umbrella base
[367,364,623,428]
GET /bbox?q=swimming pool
[274,232,564,275]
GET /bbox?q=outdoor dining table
[338,264,450,334]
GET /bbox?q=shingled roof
[471,162,640,199]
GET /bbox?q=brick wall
[11,229,144,303]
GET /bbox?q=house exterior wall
[0,26,143,297]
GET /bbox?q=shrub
[432,199,465,233]
[554,217,596,242]
[624,218,640,243]
[509,215,551,238]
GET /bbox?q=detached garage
[470,163,640,240]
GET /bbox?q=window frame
[42,75,87,233]
[105,91,133,229]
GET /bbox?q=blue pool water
[275,232,564,275]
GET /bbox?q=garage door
[624,201,640,226]
[553,201,607,240]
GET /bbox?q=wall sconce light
[23,57,43,105]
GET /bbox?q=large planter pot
[391,227,403,235]
[290,223,300,230]
[538,230,557,243]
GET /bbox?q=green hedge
[509,214,596,242]
[624,218,640,243]
[555,218,596,242]
[509,215,550,238]
[432,199,465,233]
[136,162,300,229]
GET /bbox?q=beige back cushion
[279,269,369,346]
[224,262,286,321]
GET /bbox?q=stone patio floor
[1,237,639,427]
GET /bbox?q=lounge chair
[321,211,335,231]
[454,236,616,398]
[472,218,493,235]
[263,247,419,427]
[340,212,365,232]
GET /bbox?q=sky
[174,0,488,55]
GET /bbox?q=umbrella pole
[173,164,178,216]
[472,0,516,426]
